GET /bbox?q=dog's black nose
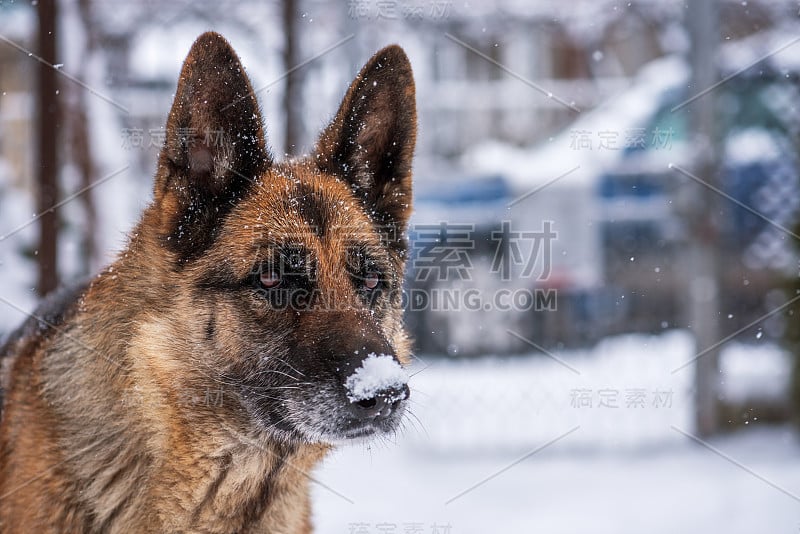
[351,384,409,419]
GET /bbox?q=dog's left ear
[315,45,417,245]
[155,32,271,262]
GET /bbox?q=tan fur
[0,32,416,532]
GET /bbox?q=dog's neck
[70,388,330,532]
[133,336,331,532]
[169,435,329,533]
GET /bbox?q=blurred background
[1,0,800,532]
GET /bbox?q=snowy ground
[312,332,799,534]
[313,425,800,534]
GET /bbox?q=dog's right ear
[154,32,271,262]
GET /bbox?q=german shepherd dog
[0,32,416,532]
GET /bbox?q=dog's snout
[343,349,409,422]
[303,315,410,427]
[351,384,410,419]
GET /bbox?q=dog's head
[138,32,416,444]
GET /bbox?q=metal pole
[686,0,721,437]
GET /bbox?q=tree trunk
[283,0,303,156]
[36,0,60,296]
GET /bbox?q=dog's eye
[259,270,281,289]
[363,272,380,290]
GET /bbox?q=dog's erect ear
[315,45,417,245]
[155,32,271,262]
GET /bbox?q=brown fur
[0,32,416,533]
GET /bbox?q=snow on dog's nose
[345,353,409,419]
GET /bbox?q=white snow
[721,341,792,404]
[313,332,800,534]
[0,163,38,336]
[462,55,690,192]
[345,353,409,403]
[313,425,800,534]
[407,330,695,454]
[725,128,782,166]
[719,26,800,73]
